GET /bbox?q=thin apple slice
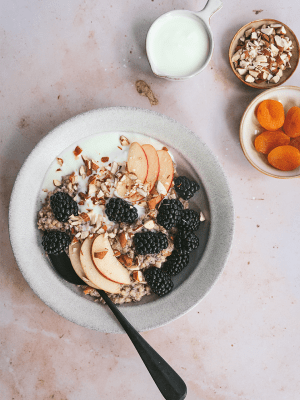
[130,144,160,202]
[92,234,131,285]
[69,241,99,289]
[142,144,160,191]
[155,150,174,195]
[127,142,148,183]
[80,237,121,294]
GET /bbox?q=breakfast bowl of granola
[229,19,299,89]
[9,107,234,332]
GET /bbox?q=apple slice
[69,241,99,289]
[142,144,160,191]
[130,143,160,202]
[155,150,174,194]
[127,142,148,183]
[80,237,121,294]
[92,234,131,285]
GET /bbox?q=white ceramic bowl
[9,107,234,333]
[240,86,300,178]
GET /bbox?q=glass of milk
[146,0,222,80]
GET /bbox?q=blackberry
[50,192,78,222]
[157,199,183,229]
[144,267,174,296]
[174,176,200,200]
[174,230,199,253]
[133,231,168,255]
[105,198,138,223]
[42,230,71,255]
[178,209,200,232]
[162,251,189,276]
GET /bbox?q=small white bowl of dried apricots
[240,85,300,178]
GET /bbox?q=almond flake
[57,158,64,167]
[118,254,133,267]
[143,220,155,230]
[132,271,144,282]
[119,135,130,146]
[53,179,61,187]
[80,212,90,222]
[91,160,99,171]
[73,146,83,157]
[101,157,109,163]
[119,232,127,248]
[94,250,108,260]
[81,231,89,240]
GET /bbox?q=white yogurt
[147,14,210,77]
[39,131,176,221]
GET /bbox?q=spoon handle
[98,290,187,400]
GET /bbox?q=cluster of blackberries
[144,176,203,296]
[157,199,201,232]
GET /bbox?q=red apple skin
[156,150,174,193]
[130,144,160,202]
[91,235,131,285]
[127,142,148,183]
[142,144,160,192]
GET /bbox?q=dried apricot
[283,106,300,138]
[254,130,290,154]
[268,145,300,171]
[290,136,300,152]
[256,100,285,131]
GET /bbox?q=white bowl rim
[9,106,234,333]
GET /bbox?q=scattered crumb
[135,80,158,106]
[253,9,263,14]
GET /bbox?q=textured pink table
[1,1,300,399]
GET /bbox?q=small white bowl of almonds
[229,19,299,88]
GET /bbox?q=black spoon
[49,252,187,400]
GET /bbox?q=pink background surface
[1,1,300,399]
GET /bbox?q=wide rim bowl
[229,19,300,89]
[240,85,300,178]
[9,107,234,333]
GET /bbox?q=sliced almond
[132,271,144,283]
[73,146,83,157]
[53,179,61,187]
[56,157,63,167]
[119,135,130,146]
[94,250,108,260]
[143,220,155,230]
[118,254,133,267]
[91,160,99,171]
[119,232,127,248]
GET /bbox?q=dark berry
[178,209,200,232]
[174,176,200,200]
[156,199,183,229]
[162,251,189,276]
[174,230,199,253]
[133,231,168,255]
[105,198,138,223]
[144,267,174,296]
[50,192,78,222]
[42,230,71,255]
